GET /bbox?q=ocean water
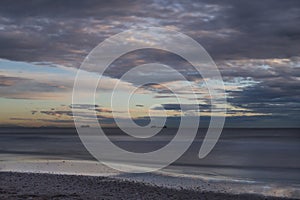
[0,128,299,189]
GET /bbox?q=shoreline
[0,172,297,200]
[1,160,300,199]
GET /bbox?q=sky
[0,0,299,128]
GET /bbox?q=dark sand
[0,172,297,200]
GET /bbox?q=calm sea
[0,128,299,186]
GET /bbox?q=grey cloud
[1,0,299,66]
[153,95,175,99]
[228,76,300,118]
[40,110,73,117]
[0,75,68,100]
[184,0,300,60]
[152,103,211,111]
[0,0,141,19]
[37,119,74,123]
[95,108,113,113]
[10,117,33,121]
[0,75,28,86]
[69,104,100,110]
[9,117,74,124]
[0,1,149,65]
[31,110,37,115]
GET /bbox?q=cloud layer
[0,0,299,127]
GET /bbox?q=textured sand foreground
[0,172,297,200]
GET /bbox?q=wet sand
[0,172,297,200]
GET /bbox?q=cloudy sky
[0,0,299,128]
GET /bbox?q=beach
[0,128,299,199]
[1,172,298,200]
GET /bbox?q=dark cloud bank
[0,0,299,127]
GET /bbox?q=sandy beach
[1,172,298,200]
